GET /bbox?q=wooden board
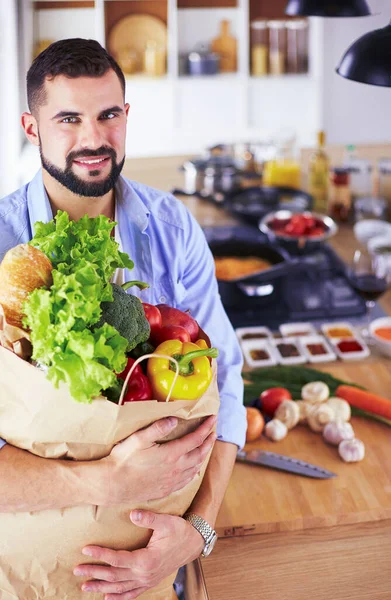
[178,0,237,7]
[34,1,94,8]
[216,360,391,537]
[104,1,168,49]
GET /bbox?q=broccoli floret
[97,283,150,352]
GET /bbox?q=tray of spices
[241,339,277,368]
[235,326,273,342]
[332,337,370,361]
[279,322,317,338]
[270,338,307,365]
[298,335,337,363]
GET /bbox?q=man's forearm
[187,439,237,528]
[0,444,104,512]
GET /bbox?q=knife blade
[236,449,337,479]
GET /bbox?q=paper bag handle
[118,353,180,406]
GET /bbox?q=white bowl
[369,317,391,358]
[353,220,391,246]
[368,233,391,255]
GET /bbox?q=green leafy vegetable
[23,211,134,403]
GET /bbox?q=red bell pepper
[117,357,153,403]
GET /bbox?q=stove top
[203,225,369,330]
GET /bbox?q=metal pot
[180,156,241,199]
[187,50,220,76]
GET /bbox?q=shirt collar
[27,169,54,234]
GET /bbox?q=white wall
[321,0,391,145]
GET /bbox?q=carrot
[336,385,391,420]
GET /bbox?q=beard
[39,144,125,198]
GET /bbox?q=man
[0,38,246,598]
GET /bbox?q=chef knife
[236,449,337,479]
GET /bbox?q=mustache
[66,147,117,166]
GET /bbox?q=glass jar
[250,20,268,76]
[329,168,351,222]
[268,21,286,75]
[144,40,166,76]
[285,19,309,74]
[354,197,387,222]
[378,158,391,202]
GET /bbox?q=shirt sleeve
[177,206,247,450]
[0,438,7,450]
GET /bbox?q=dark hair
[27,38,126,114]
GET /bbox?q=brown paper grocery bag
[0,346,220,600]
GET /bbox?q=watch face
[202,533,217,557]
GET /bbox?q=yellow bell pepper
[147,339,218,402]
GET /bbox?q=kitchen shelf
[178,0,238,7]
[33,1,94,8]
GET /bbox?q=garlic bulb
[326,397,351,422]
[296,400,313,424]
[264,419,288,441]
[275,400,300,430]
[338,438,365,463]
[301,381,329,404]
[307,403,335,432]
[323,421,354,446]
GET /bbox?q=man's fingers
[127,417,179,449]
[164,415,217,459]
[181,430,216,470]
[105,587,149,600]
[80,547,134,568]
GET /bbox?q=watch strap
[184,513,217,557]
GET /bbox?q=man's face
[36,70,129,197]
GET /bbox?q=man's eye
[100,112,117,120]
[61,117,79,124]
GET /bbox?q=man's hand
[74,509,205,599]
[100,414,217,506]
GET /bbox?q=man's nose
[78,120,105,149]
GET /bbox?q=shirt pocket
[153,274,187,307]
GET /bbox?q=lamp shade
[336,23,391,87]
[285,0,371,17]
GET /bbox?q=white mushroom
[326,397,351,422]
[264,419,288,441]
[275,400,300,430]
[307,403,335,432]
[338,438,365,463]
[301,381,330,404]
[295,400,313,424]
[323,421,355,446]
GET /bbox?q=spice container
[241,339,277,368]
[270,338,307,365]
[144,41,166,76]
[329,168,352,222]
[236,326,273,342]
[279,322,317,338]
[268,21,286,75]
[378,158,391,218]
[286,19,309,74]
[298,335,336,363]
[321,322,356,340]
[332,337,370,361]
[251,20,268,76]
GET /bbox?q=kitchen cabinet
[20,0,322,161]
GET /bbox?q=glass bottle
[329,168,351,223]
[268,21,286,76]
[250,20,268,76]
[308,131,329,213]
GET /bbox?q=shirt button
[159,295,166,303]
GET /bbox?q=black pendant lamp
[285,0,372,17]
[336,22,391,87]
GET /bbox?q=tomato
[260,387,292,417]
[245,407,265,442]
[153,324,191,345]
[142,303,162,339]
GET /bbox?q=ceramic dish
[235,326,273,342]
[279,322,317,338]
[298,335,337,363]
[369,316,391,358]
[321,321,356,341]
[331,337,370,361]
[270,338,307,365]
[241,339,277,368]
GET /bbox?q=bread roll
[0,244,53,328]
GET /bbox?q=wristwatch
[184,513,218,557]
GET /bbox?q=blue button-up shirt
[0,170,246,449]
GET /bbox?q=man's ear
[21,112,40,147]
[125,103,130,118]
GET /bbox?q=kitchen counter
[122,158,391,600]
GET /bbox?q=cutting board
[210,20,237,72]
[216,360,391,537]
